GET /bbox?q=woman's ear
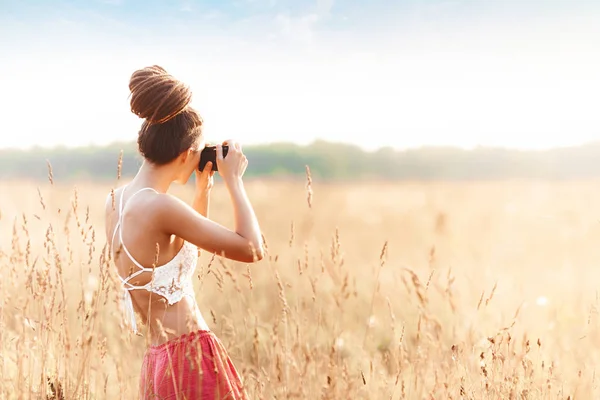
[179,148,193,164]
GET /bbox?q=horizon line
[2,139,600,154]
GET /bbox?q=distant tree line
[2,140,600,182]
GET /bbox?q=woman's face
[175,136,205,184]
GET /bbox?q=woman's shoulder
[104,186,126,213]
[107,185,185,220]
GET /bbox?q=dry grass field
[2,177,600,399]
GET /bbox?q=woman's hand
[195,160,215,194]
[216,140,248,185]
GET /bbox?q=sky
[0,0,599,151]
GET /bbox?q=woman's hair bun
[128,65,192,124]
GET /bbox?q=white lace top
[110,186,199,333]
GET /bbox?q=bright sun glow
[1,1,598,150]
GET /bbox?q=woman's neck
[131,160,175,193]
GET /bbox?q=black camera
[198,145,229,172]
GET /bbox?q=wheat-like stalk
[1,174,599,399]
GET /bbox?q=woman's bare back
[105,185,208,344]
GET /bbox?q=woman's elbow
[231,241,264,263]
[245,243,265,263]
[247,243,265,262]
[254,247,265,262]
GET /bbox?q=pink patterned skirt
[139,330,248,399]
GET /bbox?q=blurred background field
[3,174,600,399]
[2,1,600,398]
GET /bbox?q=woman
[104,65,264,399]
